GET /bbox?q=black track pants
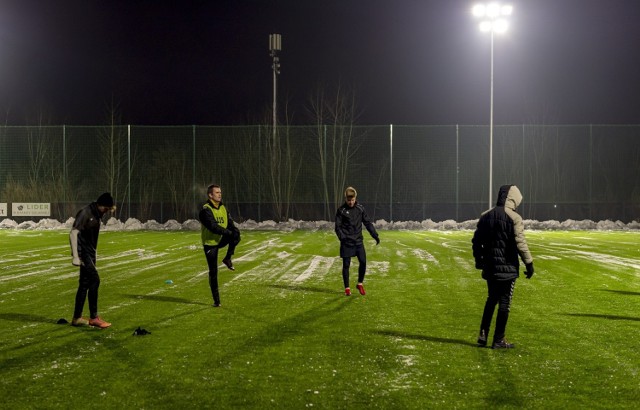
[73,257,100,319]
[203,235,239,304]
[341,245,367,288]
[479,278,516,343]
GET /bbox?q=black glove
[525,262,534,279]
[222,229,234,238]
[374,236,380,245]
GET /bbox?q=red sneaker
[357,284,366,295]
[89,316,111,329]
[345,287,351,296]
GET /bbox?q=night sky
[0,0,639,126]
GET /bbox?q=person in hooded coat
[472,184,534,349]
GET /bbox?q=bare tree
[0,108,77,219]
[308,82,363,219]
[151,140,192,222]
[25,113,66,202]
[225,125,264,221]
[96,98,137,219]
[260,98,303,221]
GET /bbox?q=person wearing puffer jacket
[472,184,534,349]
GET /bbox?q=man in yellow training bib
[199,184,241,307]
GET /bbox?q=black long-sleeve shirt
[72,202,103,261]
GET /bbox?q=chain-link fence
[1,124,638,223]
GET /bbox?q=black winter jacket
[335,202,378,248]
[472,185,533,281]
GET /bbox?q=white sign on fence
[0,203,7,216]
[12,203,51,217]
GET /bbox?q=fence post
[589,124,593,220]
[389,124,393,222]
[192,125,196,219]
[127,124,131,220]
[258,125,262,222]
[63,125,66,214]
[455,124,459,222]
[521,124,525,216]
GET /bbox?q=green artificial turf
[0,229,638,409]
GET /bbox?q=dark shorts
[340,242,363,258]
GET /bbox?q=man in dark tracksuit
[472,184,534,349]
[335,186,380,296]
[199,184,240,307]
[69,192,115,328]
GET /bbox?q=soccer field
[0,229,638,409]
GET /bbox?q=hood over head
[496,184,523,210]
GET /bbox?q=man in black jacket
[69,192,116,329]
[335,187,379,296]
[472,185,534,349]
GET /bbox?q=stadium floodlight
[269,34,282,139]
[472,3,512,208]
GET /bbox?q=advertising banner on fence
[12,203,51,217]
[0,203,7,217]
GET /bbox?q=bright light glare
[472,4,486,17]
[479,21,493,32]
[501,5,513,15]
[486,3,501,18]
[493,19,508,33]
[472,2,512,33]
[472,3,513,18]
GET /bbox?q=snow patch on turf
[536,255,561,260]
[394,241,439,264]
[104,248,167,261]
[0,283,38,297]
[397,354,416,366]
[52,273,77,281]
[455,256,472,270]
[368,260,390,276]
[0,267,63,283]
[573,250,640,270]
[293,256,334,283]
[411,248,439,264]
[188,270,210,280]
[277,251,290,259]
[235,238,282,263]
[439,241,469,251]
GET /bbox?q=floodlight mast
[472,3,511,208]
[269,34,281,139]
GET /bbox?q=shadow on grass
[563,313,640,322]
[374,329,478,347]
[121,294,210,306]
[0,312,58,324]
[214,297,351,364]
[601,289,640,296]
[268,284,338,295]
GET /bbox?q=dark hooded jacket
[472,185,533,280]
[335,202,378,248]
